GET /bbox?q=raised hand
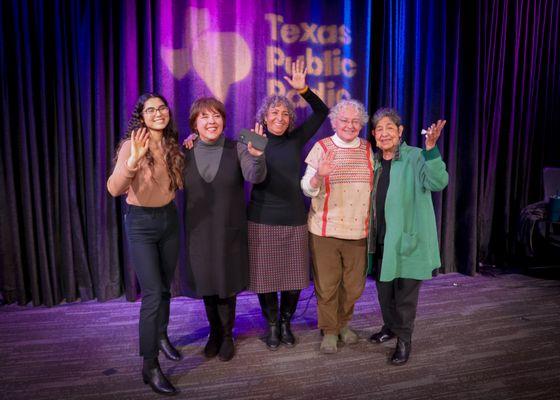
[424,119,446,150]
[317,150,336,178]
[283,59,307,91]
[127,127,150,169]
[183,133,198,150]
[247,123,265,157]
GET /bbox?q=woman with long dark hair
[108,93,184,396]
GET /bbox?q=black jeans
[125,202,179,359]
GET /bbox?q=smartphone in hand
[238,129,268,151]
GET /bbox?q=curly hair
[115,93,184,191]
[255,95,297,133]
[328,99,369,128]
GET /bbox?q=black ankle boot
[258,293,280,351]
[204,330,223,358]
[203,296,223,358]
[217,296,236,362]
[142,358,178,396]
[265,322,281,350]
[390,338,411,365]
[279,290,299,347]
[158,334,182,361]
[279,316,295,347]
[219,336,235,361]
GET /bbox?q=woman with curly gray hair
[248,59,329,351]
[301,98,373,354]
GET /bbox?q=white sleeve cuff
[301,165,321,197]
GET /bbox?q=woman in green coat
[367,108,448,365]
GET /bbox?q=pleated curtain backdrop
[1,0,559,306]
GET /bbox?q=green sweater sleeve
[418,146,448,191]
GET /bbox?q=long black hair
[114,93,184,191]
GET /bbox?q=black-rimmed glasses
[143,105,169,116]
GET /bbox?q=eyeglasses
[338,118,362,127]
[142,105,169,116]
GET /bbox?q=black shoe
[158,335,182,361]
[218,336,235,361]
[279,317,295,347]
[390,338,411,365]
[369,327,396,344]
[142,358,178,396]
[265,323,281,351]
[204,331,223,358]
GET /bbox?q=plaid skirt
[247,222,310,293]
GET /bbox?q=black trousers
[375,278,421,343]
[125,202,179,359]
[374,246,422,344]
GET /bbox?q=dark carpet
[1,272,559,400]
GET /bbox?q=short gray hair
[328,99,369,127]
[255,95,297,132]
[372,107,402,128]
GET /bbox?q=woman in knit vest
[107,93,184,396]
[367,108,448,365]
[301,99,373,354]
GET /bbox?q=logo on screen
[161,7,252,102]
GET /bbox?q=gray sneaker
[320,334,338,354]
[339,326,359,344]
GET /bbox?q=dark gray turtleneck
[193,134,266,183]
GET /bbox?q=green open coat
[367,142,448,281]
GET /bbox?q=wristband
[297,85,309,95]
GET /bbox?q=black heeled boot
[142,357,177,396]
[279,290,300,347]
[203,296,223,358]
[217,296,236,361]
[390,338,411,365]
[258,293,280,351]
[158,334,182,361]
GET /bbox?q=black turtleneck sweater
[247,89,329,226]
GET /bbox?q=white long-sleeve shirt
[300,133,362,197]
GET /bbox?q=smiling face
[265,103,290,136]
[373,116,403,154]
[332,106,363,143]
[195,107,224,143]
[141,97,170,132]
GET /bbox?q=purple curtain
[1,0,559,306]
[372,0,560,275]
[0,0,373,305]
